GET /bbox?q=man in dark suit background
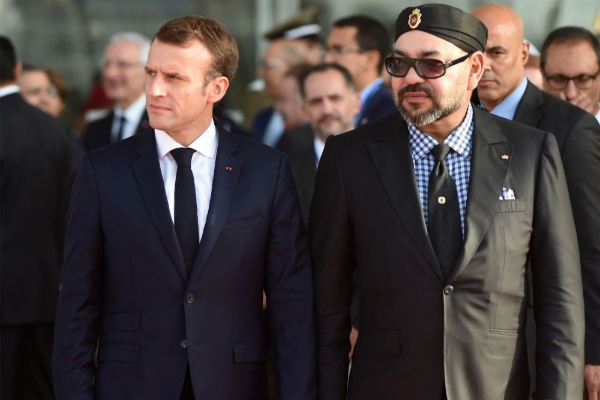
[279,63,359,227]
[472,5,600,398]
[541,27,600,122]
[324,15,396,126]
[53,16,316,399]
[0,36,72,400]
[310,4,584,399]
[82,32,151,151]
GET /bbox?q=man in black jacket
[472,5,600,399]
[83,32,151,151]
[0,36,72,400]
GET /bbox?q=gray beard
[396,83,465,126]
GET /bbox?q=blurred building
[0,0,598,130]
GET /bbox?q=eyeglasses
[325,45,368,56]
[24,84,59,97]
[384,54,471,79]
[544,70,600,90]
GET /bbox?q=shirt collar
[114,94,146,122]
[488,77,528,120]
[0,85,20,98]
[359,78,383,106]
[595,103,600,123]
[314,137,326,164]
[155,119,218,160]
[407,103,474,161]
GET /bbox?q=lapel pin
[225,166,233,171]
[501,155,509,160]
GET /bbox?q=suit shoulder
[231,130,284,161]
[333,111,402,146]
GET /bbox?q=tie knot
[431,143,451,162]
[171,148,195,168]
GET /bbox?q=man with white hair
[83,32,151,151]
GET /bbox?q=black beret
[395,4,487,54]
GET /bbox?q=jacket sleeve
[560,114,600,365]
[265,153,317,399]
[530,132,585,399]
[53,154,104,399]
[308,137,356,399]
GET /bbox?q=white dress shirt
[155,120,218,241]
[0,84,20,98]
[314,137,325,166]
[112,94,147,142]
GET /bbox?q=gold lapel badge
[438,196,446,205]
[501,155,509,160]
[408,9,422,29]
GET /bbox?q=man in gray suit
[310,4,584,399]
[472,5,600,399]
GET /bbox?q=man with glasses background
[82,32,151,152]
[310,4,584,399]
[471,6,600,399]
[542,27,600,123]
[324,15,396,126]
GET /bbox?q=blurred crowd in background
[2,0,600,399]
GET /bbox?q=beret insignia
[408,9,422,29]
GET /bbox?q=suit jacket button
[185,293,195,304]
[180,339,187,349]
[444,285,454,295]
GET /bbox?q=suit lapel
[513,81,543,128]
[188,127,241,284]
[367,114,445,282]
[132,130,188,281]
[449,108,513,282]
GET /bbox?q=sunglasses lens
[416,59,445,78]
[386,57,410,77]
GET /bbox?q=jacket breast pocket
[105,312,140,331]
[353,330,401,358]
[97,343,140,363]
[222,213,264,230]
[233,342,267,363]
[495,199,526,213]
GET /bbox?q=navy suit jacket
[53,124,316,399]
[82,110,150,152]
[356,82,397,126]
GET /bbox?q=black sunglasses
[384,54,471,79]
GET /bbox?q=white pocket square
[499,188,515,200]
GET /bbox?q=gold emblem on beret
[408,9,422,29]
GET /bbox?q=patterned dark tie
[428,143,463,279]
[171,148,199,275]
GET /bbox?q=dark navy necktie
[428,144,463,279]
[115,115,127,141]
[171,148,199,275]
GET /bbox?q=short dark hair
[299,63,355,97]
[0,36,17,84]
[154,16,239,84]
[541,26,600,71]
[333,15,391,71]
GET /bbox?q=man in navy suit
[82,32,151,152]
[53,16,316,399]
[324,15,397,126]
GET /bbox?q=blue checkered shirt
[407,104,474,236]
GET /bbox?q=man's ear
[13,61,22,82]
[521,42,530,65]
[364,50,381,72]
[207,76,229,104]
[467,51,485,91]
